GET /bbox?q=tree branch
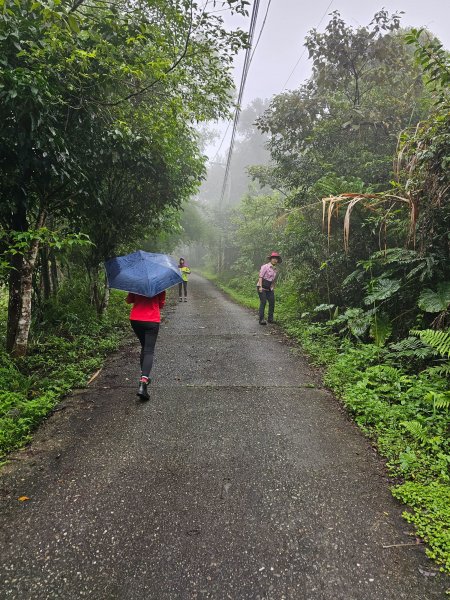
[99,1,195,107]
[69,0,88,13]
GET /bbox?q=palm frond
[321,192,417,252]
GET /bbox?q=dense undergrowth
[206,272,450,573]
[0,285,129,461]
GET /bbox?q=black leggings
[130,321,160,378]
[178,281,187,297]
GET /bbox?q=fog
[204,0,450,161]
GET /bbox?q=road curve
[0,274,446,599]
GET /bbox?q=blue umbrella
[105,251,183,298]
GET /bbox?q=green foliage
[418,282,450,313]
[323,344,381,394]
[386,336,434,371]
[405,28,450,105]
[426,390,450,411]
[202,10,450,573]
[364,277,401,305]
[342,248,442,337]
[413,329,450,358]
[392,482,450,571]
[369,312,392,346]
[257,12,429,195]
[0,287,129,458]
[330,308,371,339]
[0,229,91,283]
[231,192,285,269]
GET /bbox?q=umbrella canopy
[105,251,183,298]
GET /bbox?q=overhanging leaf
[313,303,335,313]
[370,313,392,346]
[344,308,372,338]
[418,282,450,313]
[364,278,401,305]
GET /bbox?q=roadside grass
[205,273,450,573]
[0,286,130,462]
[199,269,260,311]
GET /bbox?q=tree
[257,12,430,197]
[0,0,248,355]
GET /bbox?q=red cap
[267,252,282,263]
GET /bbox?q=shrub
[0,288,129,459]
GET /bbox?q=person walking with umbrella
[104,251,183,401]
[126,290,165,401]
[178,257,191,302]
[257,252,282,325]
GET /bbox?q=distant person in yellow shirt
[178,257,191,302]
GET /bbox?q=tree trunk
[92,269,110,317]
[10,234,42,357]
[6,195,28,353]
[49,249,59,295]
[7,211,46,357]
[6,253,23,353]
[41,246,52,300]
[100,283,110,315]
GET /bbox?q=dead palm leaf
[322,193,416,252]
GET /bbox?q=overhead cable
[211,0,271,168]
[281,0,334,91]
[219,0,262,205]
[249,0,272,66]
[211,121,231,165]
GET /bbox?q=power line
[210,121,231,165]
[249,0,272,66]
[210,0,271,168]
[281,0,334,91]
[219,0,262,205]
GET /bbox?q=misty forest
[1,0,449,578]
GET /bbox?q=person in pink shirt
[126,291,166,400]
[257,252,282,325]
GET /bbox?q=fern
[388,336,433,360]
[406,256,437,282]
[425,364,450,378]
[313,303,335,313]
[370,248,437,282]
[412,329,450,358]
[401,420,429,444]
[342,268,365,287]
[425,391,450,411]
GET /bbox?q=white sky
[205,0,450,160]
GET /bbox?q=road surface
[0,274,446,599]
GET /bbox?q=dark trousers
[258,289,275,321]
[130,320,160,378]
[178,281,187,297]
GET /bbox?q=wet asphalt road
[0,274,447,599]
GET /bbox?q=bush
[0,287,129,459]
[393,482,450,572]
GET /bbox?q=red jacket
[126,291,166,322]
